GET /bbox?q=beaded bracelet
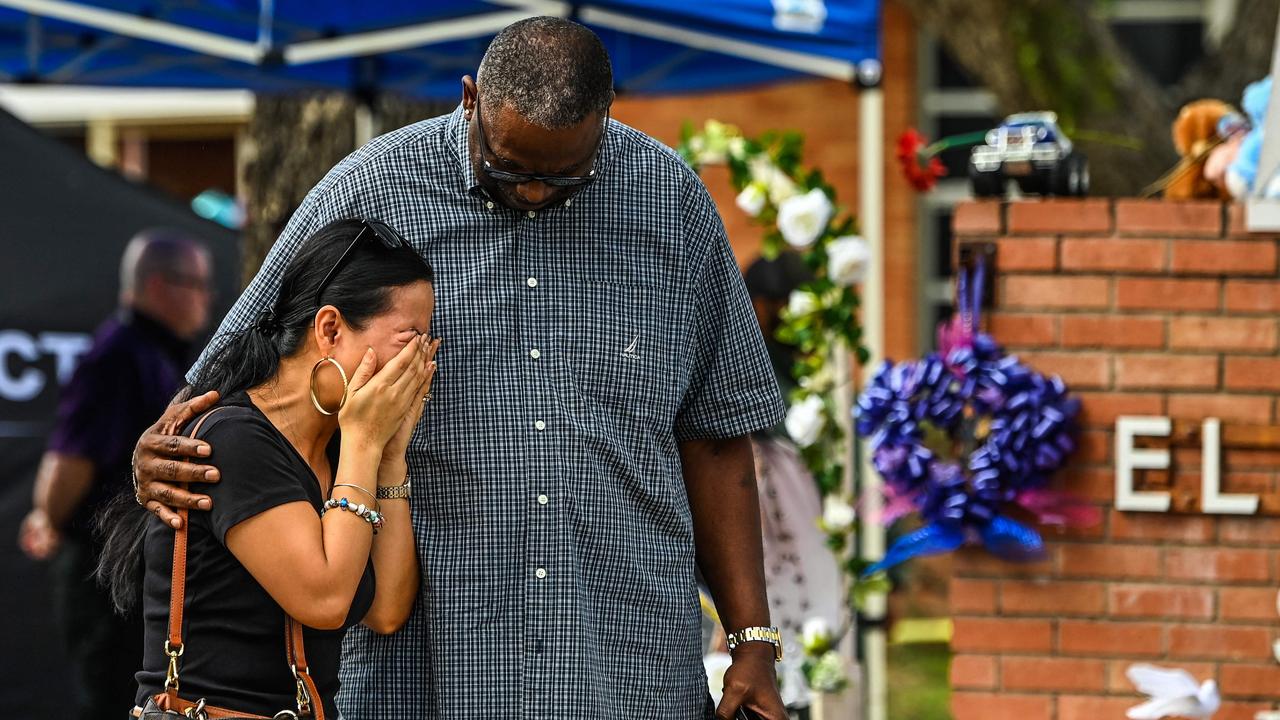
[332,483,379,512]
[321,497,385,534]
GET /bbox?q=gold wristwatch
[726,626,783,662]
[376,482,411,500]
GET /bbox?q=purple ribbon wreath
[855,261,1092,574]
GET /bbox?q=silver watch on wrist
[726,625,783,662]
[376,482,411,500]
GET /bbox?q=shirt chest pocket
[561,280,680,424]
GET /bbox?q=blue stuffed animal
[1226,76,1278,199]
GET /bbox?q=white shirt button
[526,277,538,288]
[535,567,547,579]
[529,348,541,359]
[537,494,549,505]
[485,201,494,210]
[527,210,536,219]
[565,199,573,207]
[534,420,546,431]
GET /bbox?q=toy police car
[969,112,1089,197]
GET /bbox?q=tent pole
[0,0,261,62]
[354,101,376,148]
[85,117,117,168]
[256,0,273,50]
[856,63,886,720]
[283,11,543,65]
[576,5,856,82]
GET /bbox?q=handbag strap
[287,616,324,719]
[161,405,325,720]
[164,406,228,700]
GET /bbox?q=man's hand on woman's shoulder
[133,389,222,529]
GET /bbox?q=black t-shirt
[135,392,375,718]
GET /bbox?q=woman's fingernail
[170,519,181,529]
[196,444,211,457]
[197,498,212,510]
[205,469,219,481]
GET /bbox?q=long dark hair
[95,218,434,613]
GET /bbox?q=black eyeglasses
[473,101,606,187]
[315,219,409,306]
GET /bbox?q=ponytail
[189,312,292,399]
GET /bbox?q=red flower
[896,129,947,192]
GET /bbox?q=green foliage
[1006,2,1120,130]
[888,643,952,720]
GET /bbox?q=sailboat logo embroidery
[622,334,640,360]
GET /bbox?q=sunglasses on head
[314,219,410,306]
[473,100,606,188]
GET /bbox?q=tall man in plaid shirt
[133,17,788,720]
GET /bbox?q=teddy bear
[1165,98,1234,200]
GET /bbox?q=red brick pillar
[948,199,1280,720]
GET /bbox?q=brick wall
[950,199,1280,720]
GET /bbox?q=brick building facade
[949,198,1280,720]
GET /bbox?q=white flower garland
[680,119,885,694]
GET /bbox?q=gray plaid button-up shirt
[191,106,784,720]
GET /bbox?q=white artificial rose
[728,136,749,161]
[703,652,733,704]
[749,157,799,204]
[786,289,819,318]
[785,395,826,448]
[736,182,768,217]
[777,188,834,248]
[798,364,834,392]
[821,495,856,533]
[766,169,799,205]
[695,120,732,164]
[802,617,834,656]
[807,650,850,693]
[748,157,775,183]
[826,235,870,286]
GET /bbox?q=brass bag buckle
[163,641,185,692]
[290,664,313,716]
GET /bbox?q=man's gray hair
[477,16,614,129]
[119,228,207,298]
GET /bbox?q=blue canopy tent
[0,2,889,718]
[0,1,879,93]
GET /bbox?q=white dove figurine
[1126,663,1220,719]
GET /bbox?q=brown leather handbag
[138,408,326,720]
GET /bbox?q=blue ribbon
[864,514,1046,576]
[865,523,965,576]
[979,515,1047,563]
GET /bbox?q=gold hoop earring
[309,356,349,416]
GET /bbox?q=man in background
[19,229,212,716]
